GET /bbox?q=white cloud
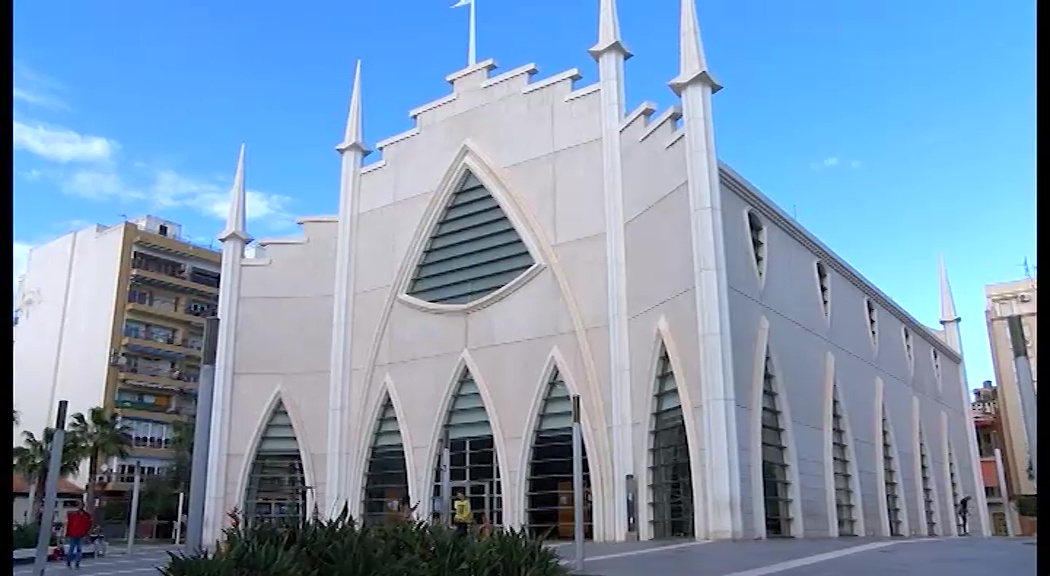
[13,121,119,163]
[13,64,68,111]
[811,156,862,172]
[62,166,293,227]
[13,87,68,111]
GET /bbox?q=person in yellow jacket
[452,491,472,535]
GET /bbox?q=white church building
[201,0,989,543]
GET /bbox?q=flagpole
[467,0,476,66]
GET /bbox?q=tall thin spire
[938,253,959,323]
[669,0,721,94]
[588,0,631,59]
[328,60,369,517]
[203,143,250,545]
[337,61,368,154]
[670,0,742,539]
[218,144,251,243]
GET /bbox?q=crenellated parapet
[361,61,605,179]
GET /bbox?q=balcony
[122,331,203,359]
[130,266,219,297]
[126,297,206,326]
[133,228,220,262]
[117,364,199,392]
[114,404,183,423]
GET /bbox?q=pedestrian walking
[452,491,472,536]
[64,501,93,569]
[957,495,972,535]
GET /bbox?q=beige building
[13,216,221,493]
[984,277,1037,500]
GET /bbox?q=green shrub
[160,507,569,576]
[11,522,59,550]
[1015,495,1037,518]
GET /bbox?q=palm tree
[12,428,86,520]
[169,418,194,492]
[70,407,133,518]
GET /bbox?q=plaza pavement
[11,536,1036,575]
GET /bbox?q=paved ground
[552,536,1038,576]
[11,537,1036,575]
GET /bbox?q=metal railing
[121,364,201,383]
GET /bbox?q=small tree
[13,409,19,427]
[12,428,86,520]
[70,407,133,519]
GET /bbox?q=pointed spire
[588,0,632,60]
[218,143,252,244]
[336,60,370,155]
[938,253,959,324]
[669,0,722,95]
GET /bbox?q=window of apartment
[189,268,221,288]
[128,289,153,305]
[124,321,175,344]
[902,327,914,369]
[998,299,1015,316]
[864,298,878,347]
[186,300,217,317]
[185,331,204,351]
[932,349,942,384]
[122,419,172,449]
[114,458,171,483]
[115,391,171,411]
[131,252,183,277]
[815,261,830,319]
[158,224,169,237]
[976,428,997,458]
[747,210,767,282]
[126,355,176,377]
[985,486,1002,499]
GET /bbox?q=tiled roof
[12,474,84,496]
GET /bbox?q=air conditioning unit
[1019,294,1032,303]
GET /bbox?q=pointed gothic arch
[647,338,696,539]
[917,426,940,536]
[749,317,803,539]
[876,395,907,537]
[522,362,593,540]
[823,356,863,537]
[396,142,546,313]
[240,393,310,526]
[427,353,508,527]
[946,443,963,535]
[361,390,411,527]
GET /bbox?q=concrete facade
[13,217,221,490]
[202,0,988,544]
[984,278,1037,499]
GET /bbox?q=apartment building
[984,276,1037,533]
[971,382,1024,536]
[13,216,221,493]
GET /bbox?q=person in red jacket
[64,501,92,569]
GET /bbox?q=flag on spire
[451,0,477,66]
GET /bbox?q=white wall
[719,171,976,538]
[13,224,125,486]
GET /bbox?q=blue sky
[13,0,1034,388]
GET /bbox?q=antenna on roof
[1022,257,1032,279]
[118,214,128,222]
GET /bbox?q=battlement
[364,61,607,171]
[639,105,682,144]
